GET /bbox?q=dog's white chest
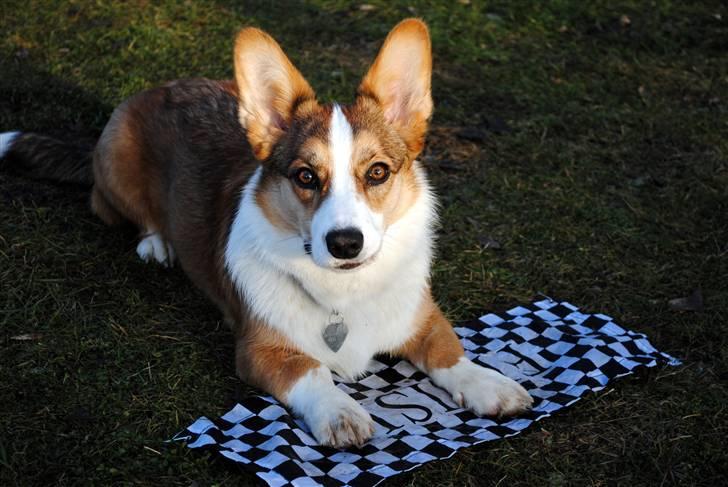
[302,286,425,380]
[228,248,426,379]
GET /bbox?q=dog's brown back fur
[92,78,255,321]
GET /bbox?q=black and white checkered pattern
[174,299,680,486]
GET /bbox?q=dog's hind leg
[91,186,126,226]
[94,177,175,267]
[136,232,175,267]
[92,91,176,268]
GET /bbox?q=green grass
[1,1,726,485]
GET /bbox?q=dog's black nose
[326,228,364,260]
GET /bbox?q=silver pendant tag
[322,311,348,352]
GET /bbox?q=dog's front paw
[305,390,375,448]
[288,366,374,448]
[432,357,533,417]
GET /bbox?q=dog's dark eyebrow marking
[290,94,315,115]
[359,148,378,163]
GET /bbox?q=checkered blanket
[173,299,680,486]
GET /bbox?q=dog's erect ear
[358,19,433,159]
[234,28,316,160]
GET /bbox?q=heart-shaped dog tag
[322,320,348,352]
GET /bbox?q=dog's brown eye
[366,162,390,185]
[293,168,318,189]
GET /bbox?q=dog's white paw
[306,390,374,448]
[288,366,374,448]
[431,357,533,417]
[136,233,174,267]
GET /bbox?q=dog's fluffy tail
[0,131,94,186]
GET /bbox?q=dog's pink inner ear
[359,19,433,159]
[234,28,315,160]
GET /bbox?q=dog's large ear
[234,28,316,160]
[358,19,433,159]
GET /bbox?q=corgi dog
[0,19,532,448]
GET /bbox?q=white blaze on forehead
[328,104,354,193]
[309,103,384,267]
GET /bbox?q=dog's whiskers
[271,234,312,255]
